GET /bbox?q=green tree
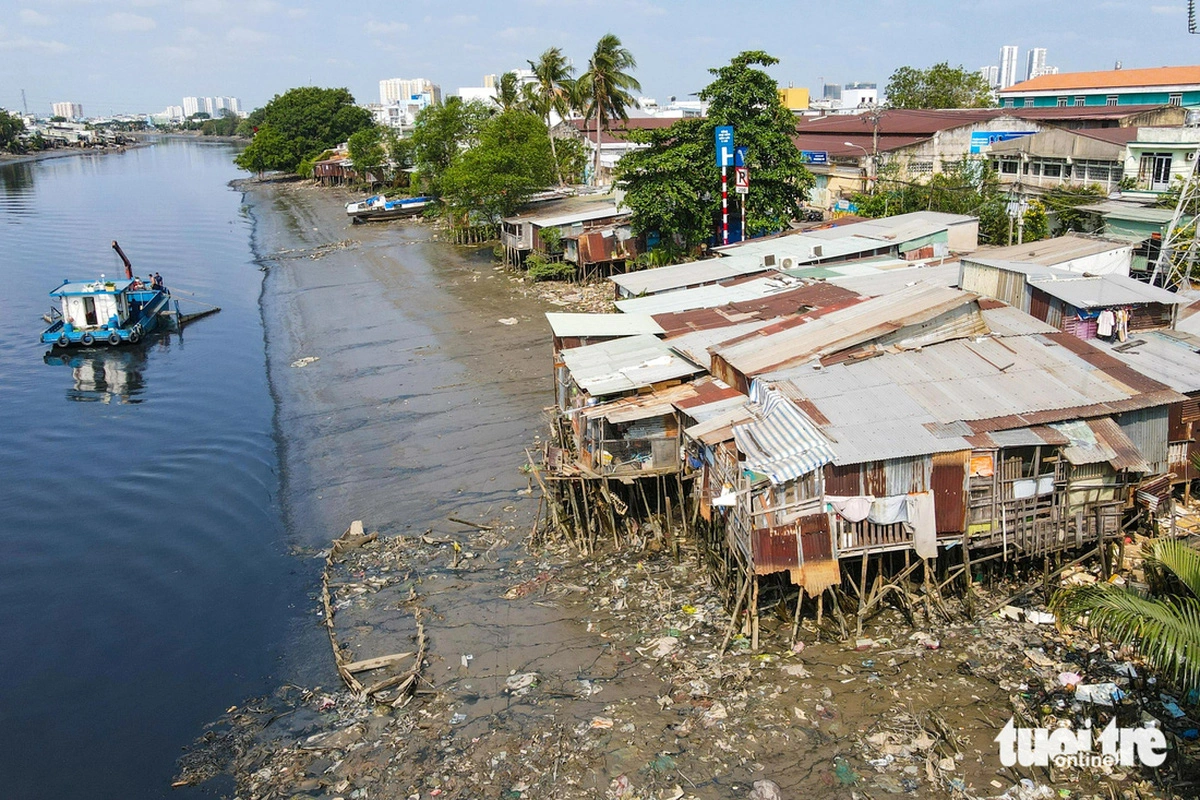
[347,126,386,185]
[0,109,26,152]
[554,136,587,185]
[200,115,239,136]
[528,47,576,185]
[236,107,266,138]
[1042,184,1108,232]
[410,98,492,195]
[577,33,641,184]
[1052,538,1200,696]
[885,62,995,109]
[440,110,555,222]
[496,72,522,113]
[616,51,815,252]
[233,87,373,174]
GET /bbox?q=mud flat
[176,180,1183,800]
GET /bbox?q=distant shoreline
[0,140,151,167]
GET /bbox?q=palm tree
[576,33,641,186]
[1051,538,1200,695]
[496,71,522,113]
[528,46,575,185]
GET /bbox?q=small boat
[345,194,431,223]
[40,241,171,348]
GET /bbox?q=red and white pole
[721,165,728,245]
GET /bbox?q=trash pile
[177,515,1195,799]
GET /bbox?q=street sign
[715,125,735,167]
[734,145,748,168]
[734,166,749,194]
[799,150,829,165]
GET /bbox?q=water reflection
[0,161,35,195]
[43,346,150,403]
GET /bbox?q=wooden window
[1106,95,1118,106]
[1056,97,1068,107]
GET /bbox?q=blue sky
[1,0,1197,116]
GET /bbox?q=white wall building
[457,86,499,105]
[999,45,1020,89]
[52,101,83,119]
[1025,48,1046,82]
[842,82,878,108]
[379,78,441,107]
[182,96,200,117]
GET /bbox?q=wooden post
[750,575,760,651]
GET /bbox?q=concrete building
[999,45,1020,89]
[379,78,441,107]
[777,86,810,113]
[1025,47,1047,81]
[980,65,1000,89]
[182,97,200,117]
[52,102,83,119]
[842,82,877,108]
[824,83,841,100]
[1000,65,1200,108]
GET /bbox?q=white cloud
[365,20,407,35]
[151,44,198,62]
[19,9,54,26]
[129,0,163,7]
[1151,4,1185,12]
[286,7,308,18]
[0,36,70,54]
[244,0,279,13]
[104,12,156,31]
[182,0,228,14]
[498,26,537,41]
[448,13,478,24]
[226,26,272,45]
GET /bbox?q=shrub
[526,252,576,282]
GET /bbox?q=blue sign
[969,131,1034,154]
[734,145,748,168]
[799,150,828,165]
[715,125,735,167]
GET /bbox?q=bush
[526,252,576,282]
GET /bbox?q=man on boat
[151,273,164,291]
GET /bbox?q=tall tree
[347,126,386,185]
[496,71,522,113]
[440,110,555,222]
[885,62,995,109]
[528,47,576,185]
[0,109,26,152]
[577,33,641,185]
[615,51,815,251]
[233,87,373,174]
[409,98,492,195]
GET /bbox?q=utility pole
[861,106,885,192]
[21,89,28,115]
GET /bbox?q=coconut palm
[528,46,576,185]
[1051,537,1200,694]
[576,33,641,186]
[496,71,522,113]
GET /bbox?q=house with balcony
[1123,127,1200,195]
[984,127,1135,193]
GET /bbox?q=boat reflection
[43,346,151,404]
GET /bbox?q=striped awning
[733,385,836,484]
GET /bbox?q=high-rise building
[482,74,499,89]
[999,45,1020,89]
[182,96,200,117]
[379,78,441,107]
[824,83,842,100]
[1025,48,1047,82]
[979,66,1000,88]
[52,101,83,119]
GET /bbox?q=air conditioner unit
[761,254,776,267]
[781,258,794,269]
[1188,151,1196,161]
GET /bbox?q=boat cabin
[51,278,137,331]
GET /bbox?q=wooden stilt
[790,587,805,646]
[750,575,760,651]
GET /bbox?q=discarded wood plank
[343,651,416,674]
[448,515,494,531]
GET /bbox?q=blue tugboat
[40,241,171,348]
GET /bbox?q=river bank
[176,179,1184,800]
[0,140,149,167]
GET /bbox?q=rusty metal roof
[1092,331,1200,393]
[652,283,862,337]
[546,312,664,338]
[713,284,984,377]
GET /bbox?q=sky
[1,0,1198,116]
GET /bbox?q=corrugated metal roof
[610,255,773,296]
[732,387,836,484]
[560,334,704,397]
[714,284,982,377]
[545,313,664,338]
[665,318,779,365]
[1076,201,1179,225]
[823,262,962,296]
[1052,418,1151,472]
[765,330,1185,465]
[578,382,700,423]
[651,283,862,337]
[966,233,1130,267]
[1093,331,1200,393]
[1021,269,1184,309]
[615,274,807,315]
[981,305,1059,336]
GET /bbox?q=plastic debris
[1074,682,1124,705]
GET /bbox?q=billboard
[969,131,1035,154]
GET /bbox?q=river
[0,140,301,800]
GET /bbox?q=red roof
[795,108,1003,136]
[1001,66,1200,94]
[792,132,930,157]
[653,283,862,337]
[566,116,680,144]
